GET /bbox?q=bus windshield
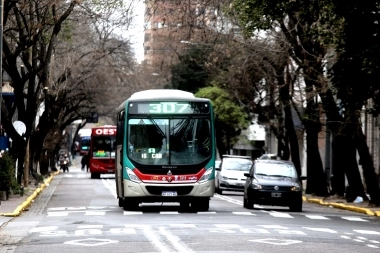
[92,136,116,158]
[127,117,211,165]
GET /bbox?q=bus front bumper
[122,179,215,202]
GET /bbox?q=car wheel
[244,196,254,209]
[289,198,303,212]
[215,186,223,195]
[180,201,190,210]
[191,198,209,211]
[118,198,124,207]
[123,198,139,211]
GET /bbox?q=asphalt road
[0,165,379,253]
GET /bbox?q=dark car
[215,155,253,194]
[243,159,306,212]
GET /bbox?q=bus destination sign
[129,102,209,114]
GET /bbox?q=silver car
[215,155,253,194]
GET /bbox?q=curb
[0,171,60,217]
[304,196,380,217]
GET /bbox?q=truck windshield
[127,117,211,165]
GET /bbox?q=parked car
[243,159,306,212]
[215,155,253,194]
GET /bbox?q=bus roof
[116,89,210,112]
[130,89,194,100]
[78,128,91,136]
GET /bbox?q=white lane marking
[268,212,293,218]
[240,228,270,234]
[109,228,136,234]
[64,238,118,246]
[213,194,243,205]
[342,216,368,222]
[169,224,196,228]
[123,211,143,215]
[304,215,330,220]
[75,229,102,236]
[77,225,103,229]
[215,224,242,229]
[341,235,351,239]
[102,179,117,199]
[160,212,179,215]
[370,240,380,243]
[159,226,194,253]
[276,230,306,235]
[48,207,67,211]
[258,225,289,229]
[249,238,302,245]
[197,212,217,214]
[233,212,255,216]
[47,212,69,217]
[67,207,86,210]
[303,227,337,233]
[141,226,172,252]
[367,244,379,249]
[85,211,106,216]
[354,230,380,235]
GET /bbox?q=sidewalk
[303,194,380,217]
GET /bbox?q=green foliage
[0,152,19,193]
[195,86,249,130]
[169,46,210,93]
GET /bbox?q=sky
[130,1,145,63]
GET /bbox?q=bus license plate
[162,191,177,196]
[271,192,282,198]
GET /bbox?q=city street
[0,162,379,253]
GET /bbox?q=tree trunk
[305,125,329,196]
[355,127,380,205]
[331,136,348,196]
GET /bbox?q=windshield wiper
[147,116,166,139]
[255,173,268,176]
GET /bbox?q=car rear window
[255,163,297,178]
[223,158,252,171]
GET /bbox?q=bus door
[115,110,125,200]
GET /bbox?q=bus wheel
[123,198,139,211]
[118,198,124,207]
[180,201,190,210]
[191,198,209,211]
[91,173,100,179]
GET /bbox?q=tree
[196,86,249,158]
[230,0,339,196]
[327,1,380,204]
[2,0,140,186]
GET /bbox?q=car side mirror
[299,176,307,180]
[244,173,251,178]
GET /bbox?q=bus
[115,89,216,211]
[89,125,116,179]
[78,129,91,155]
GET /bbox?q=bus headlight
[126,168,141,183]
[198,167,213,183]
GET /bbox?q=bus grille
[145,186,194,195]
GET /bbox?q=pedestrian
[81,154,88,171]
